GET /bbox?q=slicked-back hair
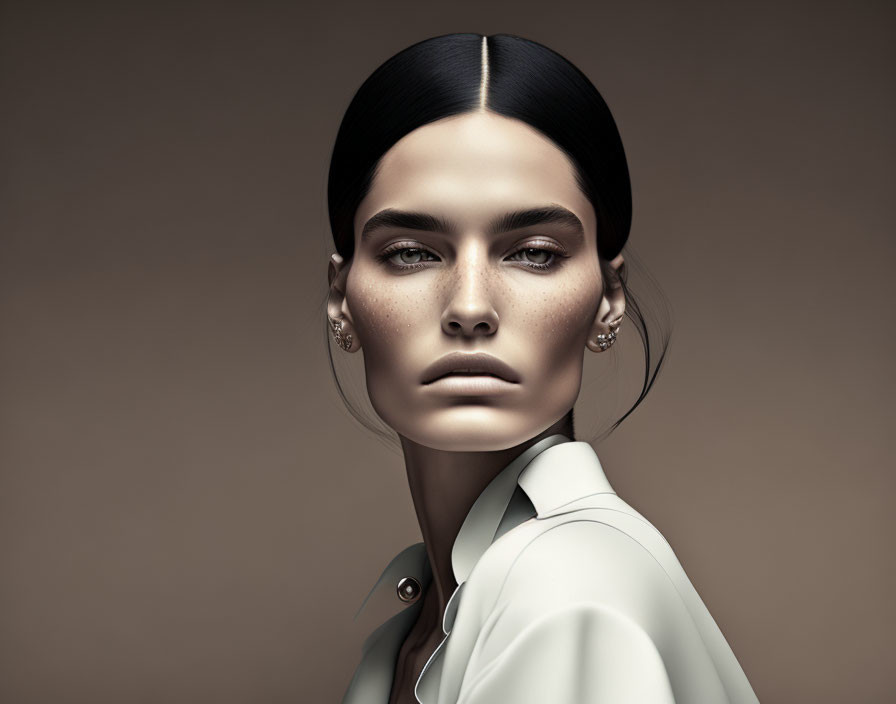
[328,33,631,263]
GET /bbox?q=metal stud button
[397,576,421,603]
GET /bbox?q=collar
[354,434,616,620]
[451,434,615,583]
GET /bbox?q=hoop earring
[328,316,353,351]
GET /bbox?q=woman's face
[332,111,622,451]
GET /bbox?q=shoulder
[455,514,733,703]
[490,514,688,640]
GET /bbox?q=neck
[398,413,574,618]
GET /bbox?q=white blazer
[342,435,760,703]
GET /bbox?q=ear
[585,253,626,353]
[326,253,361,352]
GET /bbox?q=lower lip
[423,375,519,395]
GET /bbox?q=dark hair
[325,33,672,445]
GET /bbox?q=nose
[440,246,499,338]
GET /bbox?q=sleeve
[454,519,731,704]
[457,602,675,704]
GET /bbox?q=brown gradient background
[1,1,894,702]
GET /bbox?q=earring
[594,316,623,352]
[328,316,353,351]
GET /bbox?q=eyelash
[376,240,568,272]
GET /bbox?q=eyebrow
[360,205,585,240]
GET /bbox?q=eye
[394,248,435,265]
[377,244,440,270]
[505,242,566,270]
[510,248,552,265]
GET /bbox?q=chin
[394,406,554,452]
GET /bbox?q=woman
[326,33,760,704]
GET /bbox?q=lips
[421,352,521,384]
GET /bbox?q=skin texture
[326,111,626,704]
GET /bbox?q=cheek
[347,266,399,336]
[514,273,601,369]
[520,283,597,419]
[346,269,434,372]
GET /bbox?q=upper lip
[421,352,521,384]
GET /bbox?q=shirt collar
[355,434,616,620]
[450,433,568,583]
[451,434,616,583]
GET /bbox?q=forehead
[354,111,595,238]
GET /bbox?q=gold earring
[328,316,353,351]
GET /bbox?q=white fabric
[342,435,760,704]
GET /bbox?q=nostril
[441,309,499,337]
